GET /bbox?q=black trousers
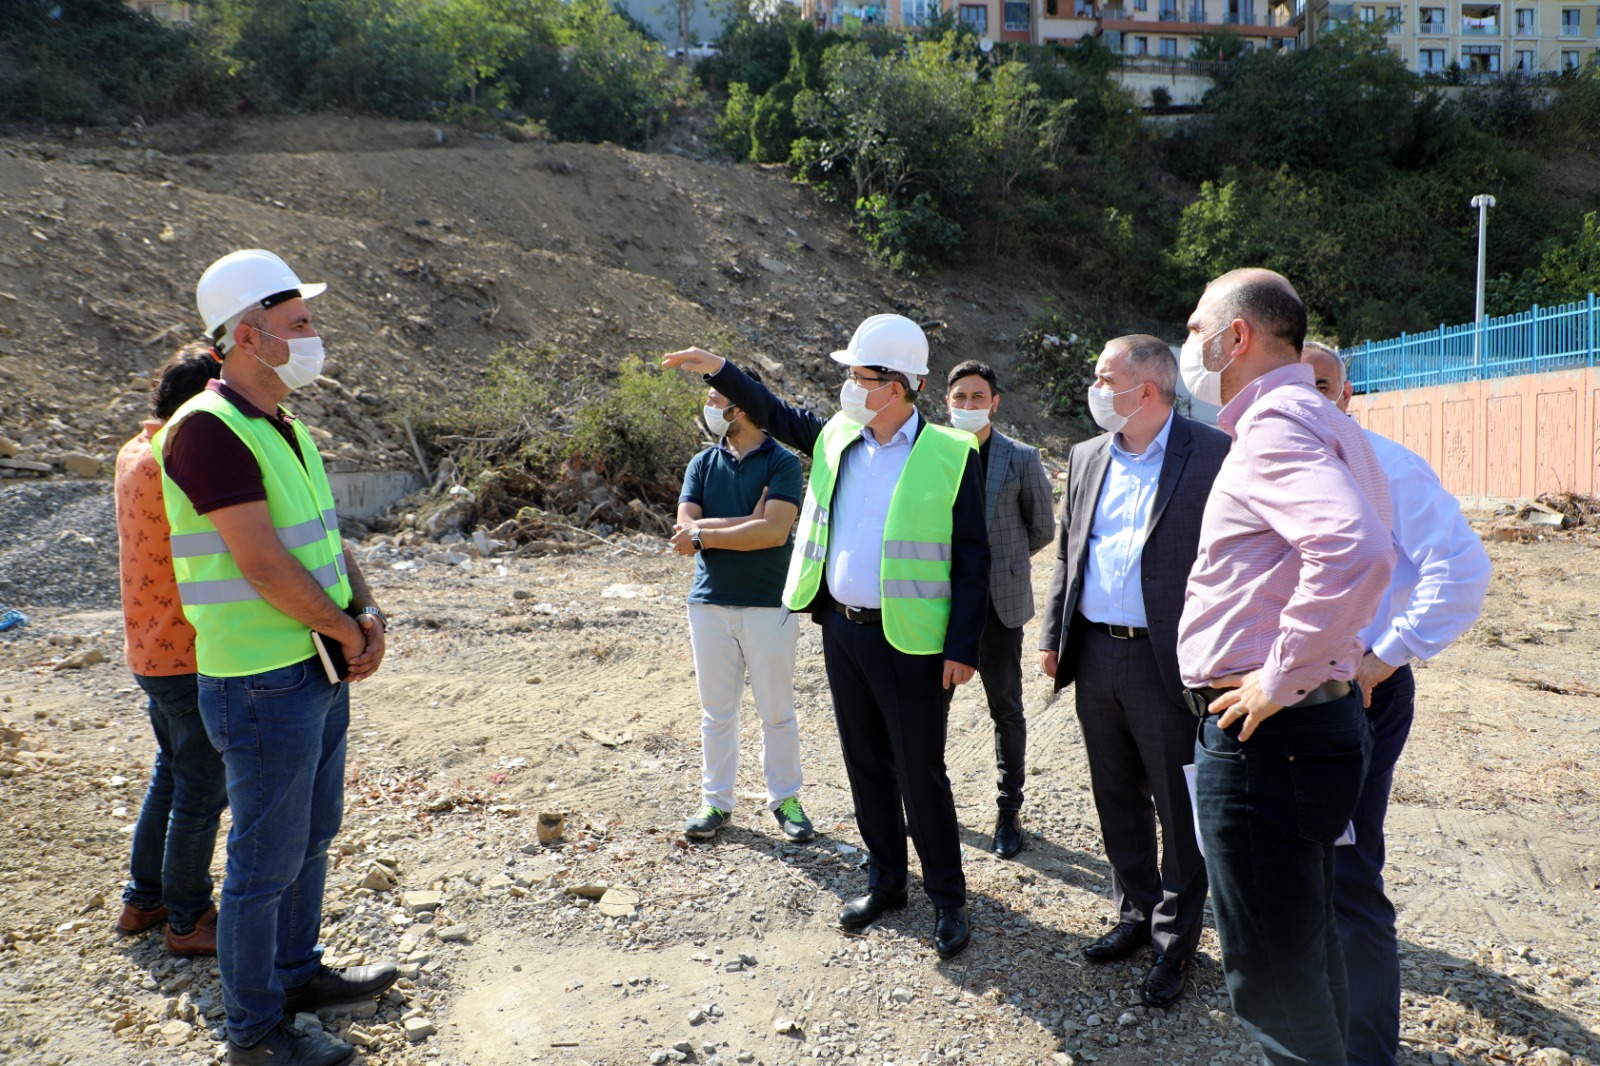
[1073,625,1207,960]
[977,607,1027,811]
[820,609,966,908]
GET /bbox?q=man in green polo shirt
[670,372,812,842]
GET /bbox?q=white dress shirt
[1358,428,1492,666]
[827,410,920,609]
[1079,411,1173,628]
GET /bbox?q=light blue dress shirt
[827,410,921,609]
[1356,428,1491,665]
[1079,411,1174,628]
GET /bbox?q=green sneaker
[685,805,730,839]
[773,796,815,842]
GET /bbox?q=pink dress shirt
[1178,363,1394,707]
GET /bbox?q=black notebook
[310,631,350,684]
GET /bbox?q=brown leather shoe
[116,903,168,935]
[165,907,217,957]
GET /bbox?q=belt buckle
[844,605,868,624]
[1106,624,1131,640]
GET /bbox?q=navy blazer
[1039,411,1230,700]
[708,361,991,667]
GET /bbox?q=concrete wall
[1348,367,1600,507]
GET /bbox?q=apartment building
[800,0,1297,51]
[125,1,194,20]
[1284,0,1600,74]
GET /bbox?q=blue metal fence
[1345,293,1600,394]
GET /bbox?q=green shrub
[1013,316,1105,431]
[855,193,963,274]
[571,356,702,485]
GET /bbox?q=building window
[1359,5,1375,19]
[1159,35,1178,54]
[1419,46,1446,69]
[1135,0,1148,10]
[1004,0,1031,27]
[960,3,989,32]
[1133,34,1149,51]
[1563,48,1581,67]
[1419,6,1444,31]
[1561,8,1580,33]
[1514,7,1534,32]
[1514,47,1535,69]
[902,0,941,25]
[1462,43,1501,70]
[1159,0,1179,18]
[1385,5,1401,25]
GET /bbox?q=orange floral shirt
[115,421,197,676]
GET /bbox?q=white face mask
[703,404,733,437]
[1086,383,1142,433]
[254,329,325,391]
[948,406,991,434]
[839,378,892,424]
[1179,325,1233,407]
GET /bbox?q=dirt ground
[0,112,1597,1066]
[1,516,1597,1066]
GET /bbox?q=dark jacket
[709,361,991,667]
[1039,411,1230,700]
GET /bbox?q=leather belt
[1085,619,1149,640]
[1183,679,1351,719]
[832,603,882,625]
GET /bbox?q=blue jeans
[124,672,229,930]
[1195,693,1372,1066]
[1336,665,1415,1066]
[199,658,348,1046]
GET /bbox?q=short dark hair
[1213,273,1307,353]
[945,360,1000,394]
[1115,334,1178,404]
[864,365,918,403]
[151,342,222,420]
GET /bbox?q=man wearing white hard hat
[154,250,396,1066]
[664,314,990,960]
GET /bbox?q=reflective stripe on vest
[153,390,352,677]
[783,414,975,655]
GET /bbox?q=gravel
[0,480,121,610]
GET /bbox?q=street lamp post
[1472,193,1496,370]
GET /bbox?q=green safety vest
[784,413,976,655]
[152,390,351,678]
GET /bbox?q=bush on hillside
[1013,316,1105,431]
[0,0,216,123]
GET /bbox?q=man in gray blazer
[945,361,1056,859]
[1038,335,1230,1009]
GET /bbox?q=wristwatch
[690,530,703,553]
[357,606,388,632]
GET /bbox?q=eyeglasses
[845,371,891,387]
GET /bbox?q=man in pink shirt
[1176,269,1394,1066]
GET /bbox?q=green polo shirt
[679,434,803,608]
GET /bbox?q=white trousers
[687,604,803,813]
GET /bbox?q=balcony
[1419,19,1448,32]
[1461,4,1501,35]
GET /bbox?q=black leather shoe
[283,962,399,1017]
[1141,953,1191,1008]
[991,811,1023,859]
[227,1020,354,1066]
[1082,921,1151,962]
[934,905,970,959]
[838,888,908,929]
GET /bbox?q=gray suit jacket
[984,429,1057,629]
[1039,412,1231,700]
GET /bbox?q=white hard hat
[196,249,327,348]
[830,314,929,380]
